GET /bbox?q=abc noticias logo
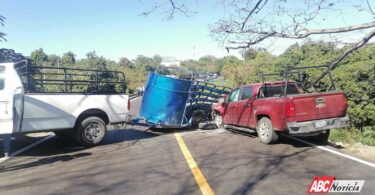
[307,176,365,193]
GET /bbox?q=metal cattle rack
[183,81,232,126]
[187,81,232,105]
[14,61,127,94]
[261,65,337,96]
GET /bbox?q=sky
[0,0,373,61]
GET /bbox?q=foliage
[330,127,375,146]
[0,48,26,62]
[334,49,375,129]
[30,48,48,66]
[181,55,223,74]
[119,57,134,67]
[61,51,76,66]
[134,55,161,72]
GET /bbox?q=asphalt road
[0,97,374,194]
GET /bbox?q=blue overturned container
[139,73,192,127]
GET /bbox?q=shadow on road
[0,128,163,172]
[224,128,330,148]
[0,152,91,173]
[13,128,164,158]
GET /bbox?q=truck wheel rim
[259,122,270,140]
[84,124,102,142]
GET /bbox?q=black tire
[191,110,206,128]
[256,117,279,144]
[75,116,107,147]
[311,129,330,144]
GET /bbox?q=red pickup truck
[212,81,349,144]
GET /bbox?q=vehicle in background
[212,65,350,144]
[0,61,130,146]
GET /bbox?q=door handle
[245,103,251,107]
[234,104,238,108]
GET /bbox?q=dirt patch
[330,141,375,163]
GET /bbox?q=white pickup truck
[0,62,130,146]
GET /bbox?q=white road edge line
[283,134,375,168]
[0,96,141,164]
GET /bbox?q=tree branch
[238,21,375,39]
[241,0,267,31]
[366,0,375,16]
[225,32,276,50]
[0,15,6,42]
[312,28,375,86]
[167,0,189,20]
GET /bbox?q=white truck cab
[0,62,130,146]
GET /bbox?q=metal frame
[15,61,126,94]
[181,80,232,125]
[261,65,336,96]
[187,81,232,105]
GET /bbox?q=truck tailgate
[290,92,348,122]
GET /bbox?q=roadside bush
[360,127,375,146]
[330,127,375,146]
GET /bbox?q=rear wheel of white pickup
[256,117,279,144]
[75,116,107,147]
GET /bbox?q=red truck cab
[212,81,349,144]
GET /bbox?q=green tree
[61,51,76,66]
[119,57,134,67]
[30,48,48,65]
[47,54,60,66]
[220,56,243,87]
[334,46,375,129]
[134,55,160,72]
[0,48,25,62]
[243,49,257,61]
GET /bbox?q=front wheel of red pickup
[256,117,279,144]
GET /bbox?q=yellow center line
[174,132,215,195]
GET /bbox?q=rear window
[259,84,299,98]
